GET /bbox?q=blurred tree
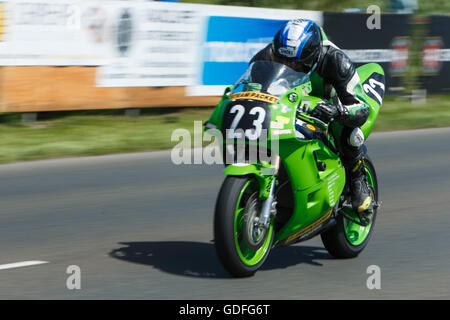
[389,0,418,13]
[417,0,450,15]
[182,0,450,15]
[182,0,388,12]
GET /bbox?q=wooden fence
[0,67,219,113]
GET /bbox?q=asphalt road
[0,127,449,299]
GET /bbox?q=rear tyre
[214,176,274,277]
[321,156,378,258]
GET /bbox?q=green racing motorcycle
[204,60,385,277]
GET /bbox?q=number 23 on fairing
[222,101,271,141]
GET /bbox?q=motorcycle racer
[250,18,373,214]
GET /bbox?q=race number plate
[221,100,272,141]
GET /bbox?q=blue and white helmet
[272,19,322,73]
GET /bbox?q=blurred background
[0,0,450,300]
[0,0,448,163]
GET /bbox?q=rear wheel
[321,156,378,258]
[214,176,274,277]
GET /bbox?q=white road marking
[0,261,49,271]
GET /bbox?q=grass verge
[375,95,450,131]
[0,108,211,164]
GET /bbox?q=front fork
[257,155,280,229]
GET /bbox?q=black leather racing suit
[250,40,369,168]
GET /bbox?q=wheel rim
[243,196,267,250]
[343,165,376,246]
[234,179,273,266]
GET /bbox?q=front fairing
[204,61,314,143]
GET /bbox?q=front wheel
[214,176,274,277]
[321,156,379,258]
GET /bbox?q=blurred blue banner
[201,16,288,86]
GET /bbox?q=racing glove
[308,101,340,123]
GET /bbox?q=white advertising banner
[95,1,203,87]
[0,0,106,66]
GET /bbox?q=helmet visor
[273,52,315,73]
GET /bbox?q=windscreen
[232,61,310,97]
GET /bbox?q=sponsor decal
[281,105,292,113]
[275,115,290,124]
[230,91,279,104]
[327,172,339,207]
[306,124,316,131]
[283,209,333,245]
[300,83,312,95]
[278,46,296,58]
[270,121,284,129]
[272,129,292,136]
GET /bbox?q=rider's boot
[348,156,372,213]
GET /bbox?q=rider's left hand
[308,101,340,123]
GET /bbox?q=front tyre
[321,156,378,258]
[214,176,274,277]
